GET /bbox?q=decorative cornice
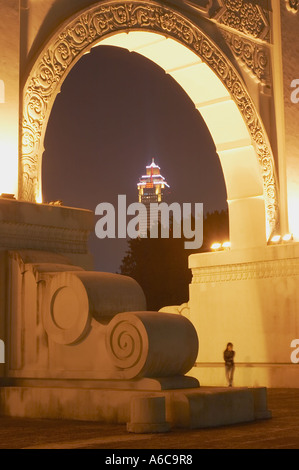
[0,220,90,253]
[192,258,299,283]
[20,0,279,233]
[214,0,270,42]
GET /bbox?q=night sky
[43,44,227,273]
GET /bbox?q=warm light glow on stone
[131,36,202,72]
[0,74,18,196]
[170,62,230,107]
[97,31,167,52]
[36,190,43,204]
[222,241,231,249]
[0,80,4,104]
[211,242,222,250]
[198,100,251,152]
[287,185,299,241]
[0,136,18,196]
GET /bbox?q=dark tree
[119,210,229,310]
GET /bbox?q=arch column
[0,0,20,197]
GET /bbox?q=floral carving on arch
[21,0,279,233]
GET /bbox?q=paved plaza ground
[0,388,297,449]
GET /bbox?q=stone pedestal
[187,243,299,388]
[127,396,171,433]
[0,198,272,429]
[0,197,95,268]
[0,385,271,429]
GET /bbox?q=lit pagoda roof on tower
[137,159,170,233]
[146,159,160,170]
[137,158,170,189]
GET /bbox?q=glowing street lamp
[222,241,231,250]
[282,233,293,242]
[270,235,281,243]
[211,242,222,251]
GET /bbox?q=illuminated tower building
[137,159,170,236]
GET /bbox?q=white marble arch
[19,1,279,250]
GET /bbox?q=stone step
[0,385,271,430]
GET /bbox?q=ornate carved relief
[0,220,90,253]
[192,258,299,284]
[21,1,279,232]
[214,0,270,42]
[286,0,299,13]
[220,29,271,84]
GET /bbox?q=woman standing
[224,342,235,387]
